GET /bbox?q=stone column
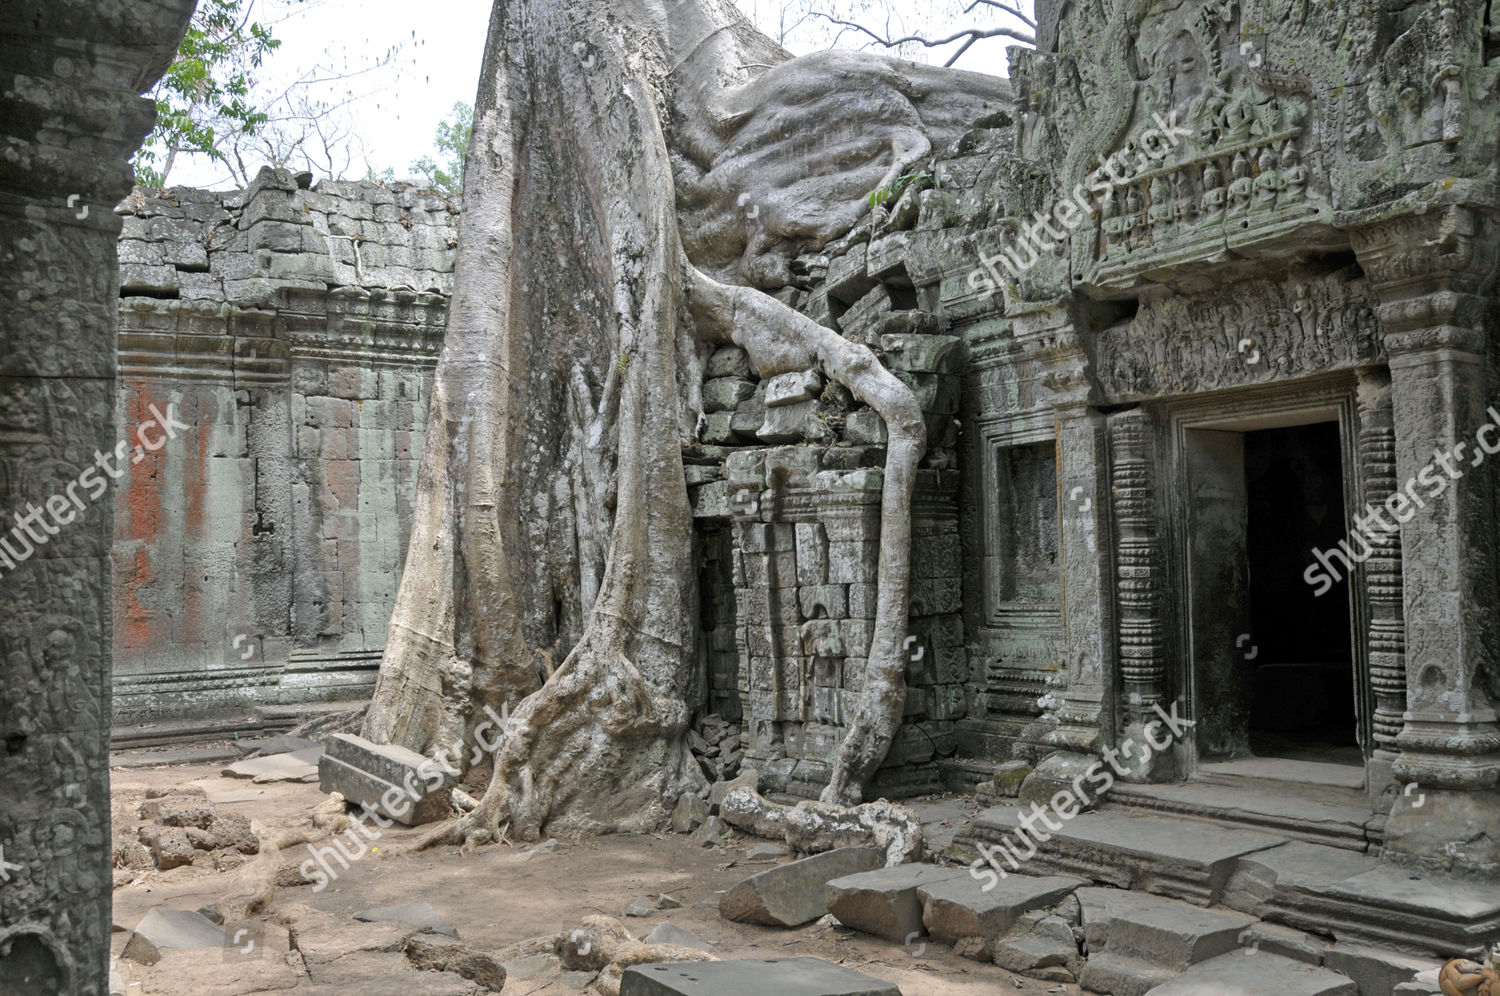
[1012,301,1115,803]
[1351,207,1500,876]
[1108,408,1176,780]
[0,2,194,992]
[1354,369,1408,804]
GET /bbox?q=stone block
[128,908,229,951]
[1139,951,1358,996]
[908,577,961,616]
[621,957,900,996]
[707,346,752,379]
[825,864,968,942]
[848,583,879,618]
[918,873,1080,952]
[719,847,885,927]
[828,541,879,584]
[701,411,739,446]
[704,377,755,412]
[670,793,709,833]
[866,232,913,284]
[824,245,874,305]
[837,285,893,343]
[880,334,962,375]
[757,399,817,443]
[798,585,847,620]
[765,370,823,406]
[991,911,1080,975]
[844,409,888,446]
[795,521,829,584]
[318,734,455,826]
[1322,943,1433,995]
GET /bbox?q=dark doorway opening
[1243,421,1359,763]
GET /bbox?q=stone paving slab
[918,872,1081,949]
[826,863,968,942]
[220,746,323,782]
[970,804,1287,905]
[1076,886,1256,970]
[720,846,885,927]
[620,957,901,995]
[1142,951,1358,995]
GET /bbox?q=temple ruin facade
[5,0,1500,991]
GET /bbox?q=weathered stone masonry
[112,169,457,722]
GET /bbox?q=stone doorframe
[1153,377,1374,783]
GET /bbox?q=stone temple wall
[111,168,457,723]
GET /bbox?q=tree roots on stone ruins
[359,0,1007,846]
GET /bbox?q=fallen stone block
[139,826,195,870]
[645,923,716,952]
[1141,950,1357,995]
[620,956,901,996]
[318,733,453,825]
[825,863,967,942]
[991,910,1079,979]
[720,846,885,927]
[1077,886,1256,971]
[403,933,506,990]
[353,901,458,938]
[138,795,217,829]
[128,908,229,954]
[918,871,1080,953]
[221,746,323,783]
[671,793,709,833]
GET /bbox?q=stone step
[825,863,967,942]
[1221,841,1500,962]
[620,957,900,996]
[1142,950,1358,995]
[1078,951,1177,996]
[1108,777,1382,852]
[964,803,1288,905]
[917,872,1082,954]
[1077,887,1257,970]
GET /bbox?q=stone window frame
[974,411,1062,634]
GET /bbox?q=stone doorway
[1180,407,1365,771]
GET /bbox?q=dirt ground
[109,751,1083,996]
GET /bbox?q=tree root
[717,787,925,866]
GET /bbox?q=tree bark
[363,0,1008,841]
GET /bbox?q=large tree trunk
[362,0,1008,840]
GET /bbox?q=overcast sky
[170,0,1032,189]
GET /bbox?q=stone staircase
[900,799,1500,994]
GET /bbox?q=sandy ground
[109,752,1083,996]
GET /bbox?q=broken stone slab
[917,872,1081,952]
[620,957,901,996]
[318,733,453,825]
[1141,951,1357,996]
[825,863,968,942]
[991,911,1080,978]
[1322,942,1435,995]
[671,793,709,833]
[221,746,323,782]
[402,933,507,990]
[627,896,657,917]
[127,908,229,955]
[720,846,885,927]
[242,734,321,758]
[353,901,457,938]
[645,923,716,952]
[692,816,728,847]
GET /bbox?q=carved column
[0,2,195,991]
[1012,301,1114,785]
[1355,370,1408,802]
[1109,408,1173,780]
[1352,207,1500,875]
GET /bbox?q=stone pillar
[0,3,194,992]
[1108,408,1176,780]
[1354,369,1408,804]
[1351,207,1500,876]
[1012,301,1115,803]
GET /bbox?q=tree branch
[810,14,1036,67]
